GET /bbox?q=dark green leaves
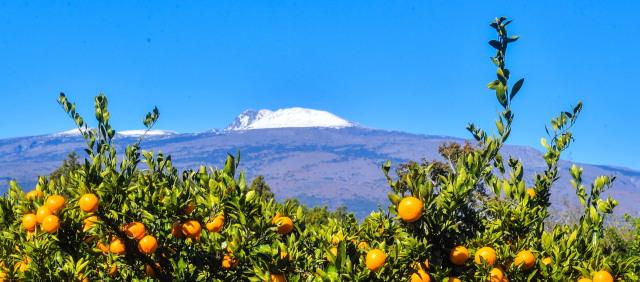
[488,40,502,50]
[511,78,524,100]
[496,83,507,108]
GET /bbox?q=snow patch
[225,108,361,130]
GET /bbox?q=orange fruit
[327,247,338,261]
[77,273,89,282]
[181,220,201,238]
[45,195,66,213]
[183,201,194,214]
[503,276,509,282]
[526,189,535,197]
[222,255,239,269]
[171,221,183,238]
[124,222,146,240]
[227,241,236,253]
[138,235,158,255]
[578,279,593,282]
[42,215,60,233]
[26,190,43,200]
[97,241,109,253]
[398,197,423,222]
[593,270,613,282]
[357,241,369,251]
[332,234,344,244]
[22,214,37,231]
[268,274,286,282]
[271,212,281,225]
[280,252,292,260]
[109,238,127,255]
[365,249,386,272]
[514,251,535,270]
[79,193,99,213]
[275,216,293,234]
[447,278,462,282]
[411,270,431,282]
[14,262,27,272]
[108,264,117,276]
[83,216,99,232]
[187,235,201,244]
[145,263,162,278]
[413,259,429,270]
[449,246,469,265]
[542,257,552,265]
[489,268,503,282]
[475,247,497,265]
[206,215,224,232]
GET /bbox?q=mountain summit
[225,107,362,131]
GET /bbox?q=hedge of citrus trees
[1,17,639,282]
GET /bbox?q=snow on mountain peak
[225,108,361,131]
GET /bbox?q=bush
[1,16,638,281]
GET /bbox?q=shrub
[0,16,638,282]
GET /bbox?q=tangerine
[449,246,469,265]
[275,216,294,234]
[411,270,431,282]
[206,215,224,232]
[26,190,43,200]
[542,257,552,265]
[447,278,462,282]
[327,247,338,261]
[42,215,60,233]
[475,247,497,265]
[79,193,99,213]
[593,270,613,282]
[45,195,66,213]
[171,221,183,238]
[145,263,162,278]
[398,197,423,222]
[526,189,536,197]
[222,255,239,269]
[125,222,146,240]
[365,249,386,272]
[514,250,535,270]
[357,241,369,251]
[138,235,158,255]
[182,220,201,238]
[22,214,37,231]
[109,238,127,255]
[489,268,503,282]
[269,274,286,282]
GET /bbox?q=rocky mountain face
[2,108,639,220]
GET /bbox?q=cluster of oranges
[24,191,65,234]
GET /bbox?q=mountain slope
[225,108,362,130]
[1,108,639,219]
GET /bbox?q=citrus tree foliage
[0,17,639,282]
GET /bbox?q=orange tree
[0,16,639,282]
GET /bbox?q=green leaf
[510,78,524,100]
[487,80,500,90]
[497,68,507,85]
[488,40,502,50]
[495,120,504,135]
[496,83,507,108]
[388,193,401,206]
[490,57,500,66]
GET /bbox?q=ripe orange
[365,249,386,272]
[42,215,60,233]
[171,221,183,238]
[109,238,127,255]
[26,190,43,200]
[14,262,27,272]
[593,270,613,282]
[108,264,117,276]
[280,251,292,260]
[526,189,535,198]
[398,197,423,222]
[332,233,344,244]
[77,273,89,282]
[83,216,99,232]
[357,241,369,251]
[447,278,461,282]
[79,193,99,213]
[271,212,281,225]
[206,215,224,232]
[542,257,552,265]
[577,279,593,282]
[124,222,146,240]
[269,274,286,282]
[475,247,497,265]
[327,247,338,261]
[449,246,469,265]
[413,258,429,270]
[145,263,162,278]
[275,216,294,234]
[138,235,158,255]
[222,255,239,269]
[97,241,109,253]
[514,251,535,270]
[489,268,503,282]
[411,270,431,282]
[183,201,194,214]
[187,236,201,244]
[22,214,37,231]
[181,220,202,238]
[45,195,66,213]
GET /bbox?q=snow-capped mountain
[225,108,362,131]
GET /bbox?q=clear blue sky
[1,0,639,170]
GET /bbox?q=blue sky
[1,0,639,170]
